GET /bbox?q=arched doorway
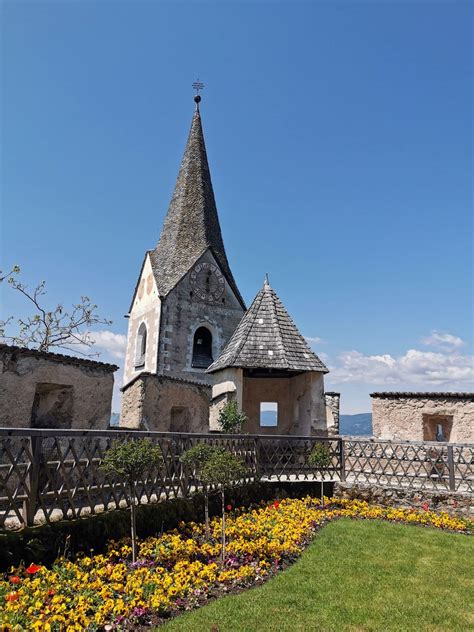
[191,326,213,368]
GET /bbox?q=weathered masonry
[0,344,118,429]
[207,279,339,436]
[371,391,474,443]
[121,95,245,429]
[120,95,335,435]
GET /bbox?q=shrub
[101,439,162,562]
[201,449,247,562]
[217,400,247,433]
[308,442,332,505]
[180,443,217,540]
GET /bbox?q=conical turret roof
[149,106,244,308]
[207,279,328,373]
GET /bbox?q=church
[120,94,340,435]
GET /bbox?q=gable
[128,253,159,314]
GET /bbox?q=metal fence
[0,428,472,530]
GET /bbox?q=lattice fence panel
[1,430,472,530]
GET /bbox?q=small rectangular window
[260,402,278,427]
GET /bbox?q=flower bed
[1,498,470,630]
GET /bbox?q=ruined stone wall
[0,350,115,429]
[120,374,211,432]
[324,392,340,435]
[372,395,474,442]
[157,250,244,385]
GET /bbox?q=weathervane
[192,78,205,109]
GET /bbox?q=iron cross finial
[192,79,205,109]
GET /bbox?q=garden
[0,437,472,631]
[1,497,471,631]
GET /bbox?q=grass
[163,519,473,631]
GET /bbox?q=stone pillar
[324,392,340,435]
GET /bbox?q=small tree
[217,400,247,434]
[0,267,111,356]
[201,449,247,562]
[308,442,332,506]
[101,439,163,562]
[180,443,216,540]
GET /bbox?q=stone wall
[334,481,473,518]
[156,249,244,385]
[371,393,474,442]
[123,254,161,385]
[238,372,327,435]
[120,373,211,432]
[0,346,117,429]
[324,392,340,435]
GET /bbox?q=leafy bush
[180,443,217,539]
[308,442,332,506]
[101,439,162,562]
[217,400,247,433]
[200,448,248,561]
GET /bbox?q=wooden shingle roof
[207,279,328,374]
[150,105,245,308]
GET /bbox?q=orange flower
[9,576,21,584]
[25,563,41,575]
[6,591,19,602]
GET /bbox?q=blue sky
[1,1,472,413]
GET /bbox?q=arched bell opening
[191,326,213,369]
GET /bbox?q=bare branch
[0,269,112,357]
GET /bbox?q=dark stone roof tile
[207,280,328,373]
[150,108,245,309]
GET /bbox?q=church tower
[121,95,245,430]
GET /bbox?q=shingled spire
[149,102,245,308]
[207,278,328,373]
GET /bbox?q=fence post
[253,436,261,480]
[23,434,43,527]
[339,438,346,482]
[447,445,455,491]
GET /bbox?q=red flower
[226,504,232,511]
[47,588,55,597]
[421,502,430,512]
[25,563,41,575]
[9,576,21,584]
[6,592,19,602]
[273,501,280,510]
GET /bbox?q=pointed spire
[207,281,328,374]
[149,101,245,308]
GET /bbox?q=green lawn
[163,519,473,631]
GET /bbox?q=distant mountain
[339,413,372,436]
[260,410,278,427]
[110,412,120,427]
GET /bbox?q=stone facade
[0,344,118,429]
[156,250,244,385]
[123,254,161,386]
[371,392,474,443]
[207,279,334,436]
[208,368,337,435]
[120,373,211,431]
[120,102,245,428]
